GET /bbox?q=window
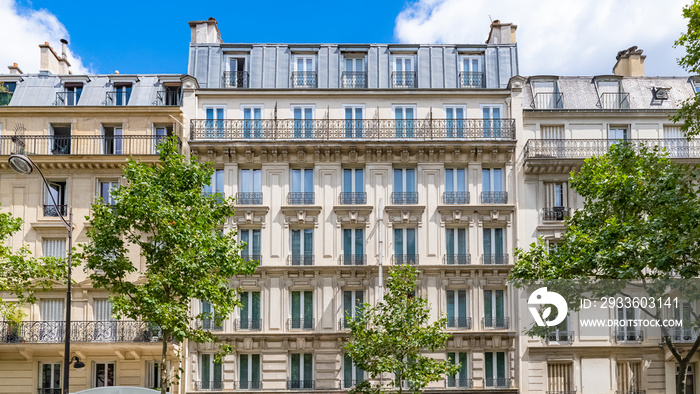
[204,105,226,138]
[481,105,504,138]
[393,106,416,138]
[343,228,364,265]
[547,315,572,343]
[239,354,261,389]
[343,105,364,138]
[484,290,506,328]
[43,238,66,259]
[161,85,181,106]
[239,291,261,330]
[145,361,168,390]
[289,353,313,389]
[543,182,569,220]
[290,291,313,330]
[392,56,415,88]
[483,228,506,264]
[548,363,574,393]
[616,306,641,341]
[238,169,262,204]
[393,168,417,204]
[444,168,468,204]
[101,125,123,155]
[677,364,695,394]
[609,127,629,142]
[40,299,64,342]
[240,229,261,263]
[484,352,507,387]
[674,303,695,341]
[341,168,365,204]
[447,352,469,387]
[201,301,222,331]
[153,125,173,153]
[532,80,562,109]
[39,362,62,392]
[226,57,248,88]
[342,290,364,328]
[50,124,71,155]
[459,55,483,88]
[664,125,688,158]
[291,229,313,266]
[446,290,469,328]
[203,169,224,198]
[199,354,222,390]
[343,354,365,388]
[93,362,116,387]
[93,298,116,342]
[292,56,316,88]
[481,168,505,204]
[598,80,628,109]
[98,180,119,205]
[44,181,67,217]
[393,228,417,265]
[57,83,82,106]
[0,81,15,105]
[445,228,468,265]
[342,56,366,88]
[108,83,132,106]
[290,168,314,204]
[692,77,700,94]
[616,361,642,393]
[241,105,263,138]
[445,106,466,138]
[292,106,314,138]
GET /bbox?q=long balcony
[0,320,160,343]
[341,71,367,88]
[222,71,249,88]
[1,135,181,156]
[190,118,516,140]
[459,72,485,88]
[524,139,700,160]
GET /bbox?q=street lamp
[8,153,75,394]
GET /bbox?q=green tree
[343,265,459,394]
[81,138,257,394]
[674,0,700,136]
[511,144,700,394]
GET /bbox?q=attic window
[652,87,670,101]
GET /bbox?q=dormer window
[224,56,249,88]
[531,79,562,109]
[392,55,416,88]
[0,81,16,106]
[342,55,366,88]
[56,83,82,106]
[596,79,628,109]
[292,55,317,88]
[691,77,700,94]
[459,55,484,88]
[156,84,181,106]
[107,83,132,106]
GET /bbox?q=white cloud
[0,0,91,74]
[395,0,689,76]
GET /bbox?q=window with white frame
[93,298,116,342]
[447,352,469,387]
[342,56,366,88]
[44,180,67,217]
[98,180,119,205]
[292,105,314,138]
[444,106,466,138]
[445,228,468,265]
[101,124,123,154]
[677,364,695,394]
[39,362,62,392]
[342,289,364,328]
[446,289,469,328]
[392,55,416,88]
[241,105,263,138]
[543,182,569,221]
[393,106,416,138]
[290,291,313,330]
[238,169,262,204]
[240,229,261,262]
[291,229,313,266]
[598,80,628,109]
[153,124,173,153]
[483,289,507,329]
[226,56,248,88]
[40,298,64,342]
[444,168,468,204]
[341,168,365,204]
[393,168,417,204]
[199,354,222,390]
[343,105,364,138]
[483,228,506,264]
[239,354,261,389]
[481,105,504,138]
[342,228,364,265]
[292,55,316,88]
[532,80,562,109]
[460,55,483,88]
[393,228,417,265]
[290,168,314,204]
[92,361,116,387]
[289,353,313,389]
[43,238,66,259]
[484,351,507,387]
[616,306,641,341]
[201,300,222,331]
[203,105,226,138]
[203,169,224,198]
[239,291,261,330]
[343,354,365,388]
[481,168,505,204]
[145,360,168,390]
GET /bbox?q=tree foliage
[674,0,700,137]
[81,138,257,393]
[511,144,700,394]
[343,265,458,394]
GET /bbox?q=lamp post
[8,153,74,394]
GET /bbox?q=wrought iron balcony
[671,328,698,342]
[342,71,367,88]
[533,92,564,109]
[442,191,469,204]
[38,389,62,394]
[342,379,366,389]
[202,319,223,331]
[291,71,317,88]
[599,92,630,109]
[54,91,79,106]
[391,192,418,205]
[0,91,12,106]
[446,378,473,388]
[483,254,508,265]
[547,330,574,343]
[446,317,472,329]
[340,254,366,266]
[44,204,67,217]
[543,207,570,221]
[154,90,181,106]
[288,318,314,330]
[614,329,643,342]
[290,254,314,266]
[287,192,315,205]
[444,254,470,265]
[235,318,262,331]
[481,191,507,204]
[241,254,261,264]
[2,135,181,156]
[105,90,130,106]
[485,378,511,388]
[288,380,315,390]
[223,71,249,88]
[0,320,160,343]
[482,317,510,329]
[524,138,700,160]
[391,71,417,88]
[236,380,262,390]
[194,381,223,391]
[339,192,367,205]
[236,192,263,205]
[393,254,418,265]
[189,118,516,140]
[459,72,485,88]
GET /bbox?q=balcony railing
[392,71,417,88]
[671,328,698,342]
[442,191,469,204]
[547,330,574,343]
[342,72,367,88]
[54,91,79,106]
[614,329,643,342]
[202,319,223,331]
[543,207,570,221]
[482,317,510,329]
[291,71,317,88]
[44,204,67,217]
[340,254,366,266]
[194,381,223,391]
[237,380,262,390]
[483,254,508,265]
[236,192,263,205]
[459,72,485,88]
[444,254,470,265]
[223,71,249,88]
[105,90,130,106]
[599,92,630,109]
[481,191,507,204]
[2,135,180,156]
[485,378,511,388]
[287,192,315,205]
[340,317,363,330]
[190,118,516,140]
[446,378,473,388]
[446,317,472,329]
[524,138,700,160]
[342,379,366,389]
[339,192,367,205]
[0,91,12,106]
[38,389,62,394]
[391,192,418,205]
[288,318,314,330]
[235,318,262,331]
[288,380,315,390]
[241,254,261,264]
[290,255,314,266]
[533,92,564,109]
[0,320,160,343]
[155,90,181,106]
[393,254,418,265]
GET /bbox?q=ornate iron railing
[446,317,472,329]
[155,90,181,106]
[391,192,418,205]
[393,254,418,265]
[241,254,261,264]
[340,254,366,266]
[442,191,469,204]
[481,191,508,204]
[287,192,315,205]
[670,328,698,342]
[235,318,262,331]
[459,72,485,88]
[105,90,130,106]
[0,92,12,106]
[485,378,511,388]
[524,138,700,159]
[291,71,317,88]
[194,381,223,391]
[54,91,79,106]
[533,92,564,109]
[237,380,262,390]
[190,118,516,140]
[599,92,630,109]
[236,192,263,205]
[288,318,314,330]
[223,71,249,88]
[44,204,67,217]
[342,379,366,389]
[339,192,367,205]
[482,317,510,329]
[290,254,314,266]
[202,319,223,331]
[446,378,473,388]
[444,254,470,265]
[0,320,161,343]
[391,71,417,88]
[483,254,508,265]
[614,329,643,342]
[2,135,181,156]
[547,330,574,343]
[342,72,367,88]
[288,380,315,390]
[543,207,570,221]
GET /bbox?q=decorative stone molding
[437,206,474,226]
[280,206,322,227]
[333,206,373,227]
[384,205,425,227]
[230,206,269,227]
[477,209,512,226]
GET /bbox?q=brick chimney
[7,63,23,75]
[613,46,645,77]
[39,40,71,75]
[486,20,517,44]
[189,17,223,44]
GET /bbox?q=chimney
[486,19,517,44]
[188,17,223,44]
[8,63,23,75]
[39,41,71,75]
[613,46,645,77]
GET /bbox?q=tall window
[484,352,507,387]
[445,228,468,265]
[289,353,313,389]
[145,361,166,390]
[290,168,314,204]
[93,362,116,387]
[460,55,482,88]
[200,354,222,390]
[204,106,225,138]
[444,168,468,204]
[598,80,628,109]
[532,80,562,109]
[547,315,572,343]
[343,354,365,388]
[39,362,62,392]
[239,354,261,389]
[483,228,506,264]
[481,105,503,138]
[239,291,261,330]
[50,124,71,155]
[394,228,417,265]
[343,105,364,138]
[392,56,415,88]
[153,125,172,153]
[111,83,132,106]
[674,303,695,341]
[293,56,316,88]
[226,57,247,88]
[677,364,695,394]
[290,291,313,330]
[343,228,364,265]
[616,306,641,341]
[342,56,366,88]
[292,106,314,138]
[544,182,568,220]
[291,229,313,265]
[445,106,466,138]
[240,229,261,262]
[342,290,364,328]
[61,83,83,106]
[239,169,262,204]
[447,352,469,387]
[201,301,222,331]
[481,168,505,204]
[616,362,642,393]
[393,168,417,204]
[341,168,365,204]
[242,106,263,138]
[101,125,123,154]
[203,169,224,198]
[484,289,506,329]
[446,290,469,328]
[99,180,119,205]
[664,125,688,158]
[40,298,64,342]
[394,106,415,138]
[547,363,574,393]
[43,238,66,259]
[93,298,116,342]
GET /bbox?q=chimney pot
[13,63,17,67]
[115,70,120,74]
[44,42,49,45]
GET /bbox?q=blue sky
[0,0,691,76]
